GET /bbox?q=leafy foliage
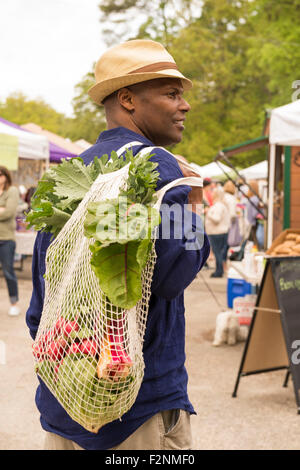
[98,0,197,46]
[3,0,300,170]
[94,0,300,168]
[26,157,103,236]
[0,92,70,136]
[26,149,161,309]
[84,151,160,308]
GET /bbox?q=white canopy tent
[239,160,268,180]
[0,121,49,161]
[190,161,232,178]
[268,99,300,247]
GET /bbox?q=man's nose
[179,97,191,113]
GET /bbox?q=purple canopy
[0,116,77,163]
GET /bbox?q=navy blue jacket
[26,127,210,450]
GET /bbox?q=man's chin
[160,132,183,147]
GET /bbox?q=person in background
[205,186,230,278]
[0,166,20,316]
[25,186,37,211]
[246,180,264,248]
[202,178,216,269]
[223,181,237,221]
[223,180,239,269]
[17,185,29,217]
[203,178,214,207]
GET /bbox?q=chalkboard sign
[233,256,300,412]
[271,257,300,403]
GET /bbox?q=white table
[15,231,37,256]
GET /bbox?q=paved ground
[1,256,300,450]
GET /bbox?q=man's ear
[117,87,135,112]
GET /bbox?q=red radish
[66,342,81,355]
[47,337,67,361]
[62,320,80,337]
[32,341,44,360]
[40,327,57,346]
[78,339,98,356]
[55,317,67,335]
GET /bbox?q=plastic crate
[227,274,252,308]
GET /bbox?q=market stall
[0,117,49,257]
[0,116,78,164]
[229,101,300,409]
[268,100,300,247]
[214,101,300,248]
[0,119,49,159]
[21,122,83,157]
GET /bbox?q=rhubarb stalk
[97,315,132,382]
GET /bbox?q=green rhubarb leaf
[84,198,160,247]
[136,238,153,270]
[90,241,143,309]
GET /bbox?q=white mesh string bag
[32,145,202,433]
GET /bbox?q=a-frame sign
[233,256,300,412]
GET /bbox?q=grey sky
[0,0,106,117]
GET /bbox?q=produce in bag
[28,146,203,432]
[28,147,163,432]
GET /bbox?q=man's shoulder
[78,141,109,165]
[79,137,183,183]
[147,147,183,184]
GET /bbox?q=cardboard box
[266,228,300,256]
[233,294,256,326]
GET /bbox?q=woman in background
[246,180,264,249]
[223,180,240,268]
[0,166,20,316]
[205,186,230,278]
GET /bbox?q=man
[26,39,210,450]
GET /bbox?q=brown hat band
[128,62,179,74]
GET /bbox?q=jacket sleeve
[26,231,52,340]
[206,203,222,224]
[0,186,19,221]
[149,149,210,300]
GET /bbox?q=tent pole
[267,144,276,248]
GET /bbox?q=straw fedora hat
[88,39,192,105]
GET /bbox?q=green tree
[66,70,106,144]
[70,0,300,169]
[246,0,300,107]
[0,92,70,136]
[98,0,199,46]
[169,0,266,165]
[0,89,105,147]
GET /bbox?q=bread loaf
[274,245,292,255]
[283,240,296,248]
[269,232,300,257]
[286,233,298,240]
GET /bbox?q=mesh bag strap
[115,141,145,156]
[154,176,203,210]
